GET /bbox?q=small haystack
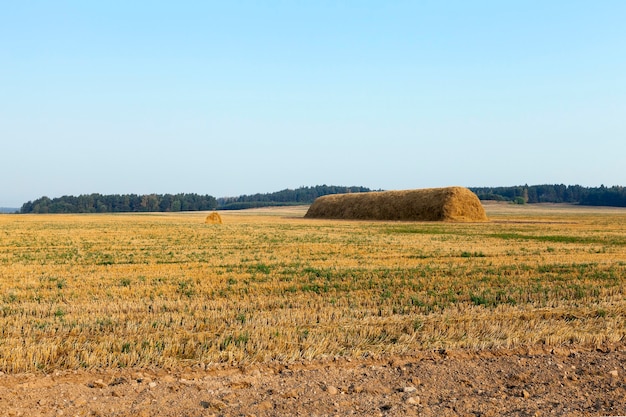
[205,212,223,224]
[304,187,487,222]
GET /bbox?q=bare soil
[1,345,625,417]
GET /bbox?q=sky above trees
[1,1,625,206]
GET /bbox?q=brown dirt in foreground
[1,345,625,417]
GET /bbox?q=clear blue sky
[1,1,625,207]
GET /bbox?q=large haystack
[304,187,487,222]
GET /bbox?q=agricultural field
[1,202,625,415]
[1,202,625,372]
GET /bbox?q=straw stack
[305,187,487,222]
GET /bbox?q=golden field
[0,202,625,373]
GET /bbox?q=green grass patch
[486,232,626,246]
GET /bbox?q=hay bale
[205,212,223,224]
[304,187,487,222]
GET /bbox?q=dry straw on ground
[305,186,488,222]
[2,204,625,373]
[205,212,222,224]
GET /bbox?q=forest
[20,193,218,214]
[470,184,626,207]
[19,186,372,213]
[17,184,626,213]
[217,185,372,210]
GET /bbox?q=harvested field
[304,186,488,222]
[0,202,625,415]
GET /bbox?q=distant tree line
[470,184,626,207]
[21,184,626,213]
[217,185,373,210]
[19,185,373,214]
[20,193,218,214]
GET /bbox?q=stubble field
[1,202,625,416]
[1,203,626,372]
